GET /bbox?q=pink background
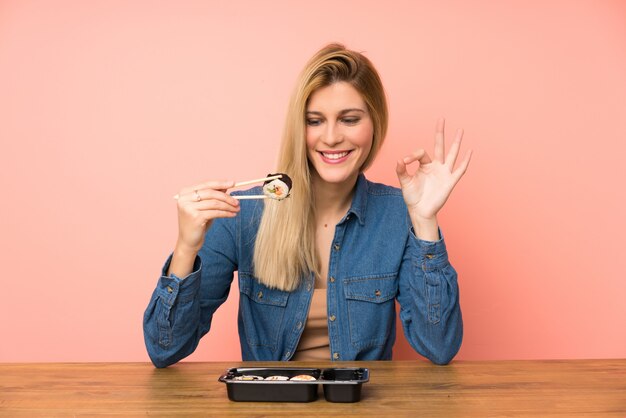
[1,0,625,362]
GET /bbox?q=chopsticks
[233,174,282,188]
[232,174,283,200]
[173,174,283,200]
[232,195,270,200]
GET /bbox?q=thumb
[396,159,411,185]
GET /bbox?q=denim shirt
[143,174,462,368]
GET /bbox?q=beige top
[292,288,331,361]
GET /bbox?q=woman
[143,43,472,368]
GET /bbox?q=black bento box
[218,367,369,403]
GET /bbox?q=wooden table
[1,360,624,417]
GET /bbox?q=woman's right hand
[168,180,240,278]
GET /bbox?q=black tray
[218,367,369,403]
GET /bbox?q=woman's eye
[342,117,360,125]
[306,119,321,126]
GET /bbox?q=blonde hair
[253,43,389,291]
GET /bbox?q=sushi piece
[264,375,290,381]
[231,173,293,201]
[233,375,264,381]
[262,173,292,200]
[289,374,316,381]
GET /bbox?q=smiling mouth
[319,150,352,160]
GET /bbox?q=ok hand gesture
[395,119,472,240]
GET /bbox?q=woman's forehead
[306,82,366,113]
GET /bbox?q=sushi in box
[218,367,369,403]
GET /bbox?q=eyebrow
[306,108,366,116]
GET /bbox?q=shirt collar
[347,173,368,226]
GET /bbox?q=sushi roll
[233,375,264,381]
[264,375,290,381]
[289,374,316,381]
[262,173,292,200]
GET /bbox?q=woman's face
[305,81,374,186]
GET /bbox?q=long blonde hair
[253,43,389,291]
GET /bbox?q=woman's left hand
[396,118,472,228]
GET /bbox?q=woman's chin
[313,169,359,186]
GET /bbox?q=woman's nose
[321,123,343,146]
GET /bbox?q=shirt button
[296,321,303,329]
[285,351,291,358]
[329,315,336,322]
[306,283,312,292]
[329,277,335,283]
[166,286,173,294]
[374,290,381,297]
[346,215,351,220]
[334,244,340,251]
[333,352,340,360]
[257,291,263,299]
[425,254,435,259]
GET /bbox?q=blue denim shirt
[143,174,462,367]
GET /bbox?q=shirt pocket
[343,274,398,350]
[239,273,290,350]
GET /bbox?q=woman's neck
[311,171,359,220]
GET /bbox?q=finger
[445,128,464,170]
[199,188,241,206]
[196,179,236,192]
[179,188,240,207]
[403,149,432,166]
[191,198,241,213]
[205,210,239,219]
[187,210,238,228]
[452,149,473,183]
[395,159,411,185]
[434,118,445,163]
[179,180,236,197]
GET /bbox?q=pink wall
[1,0,625,362]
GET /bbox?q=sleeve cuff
[409,227,450,271]
[156,254,202,305]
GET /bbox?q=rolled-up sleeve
[396,228,463,365]
[143,217,237,368]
